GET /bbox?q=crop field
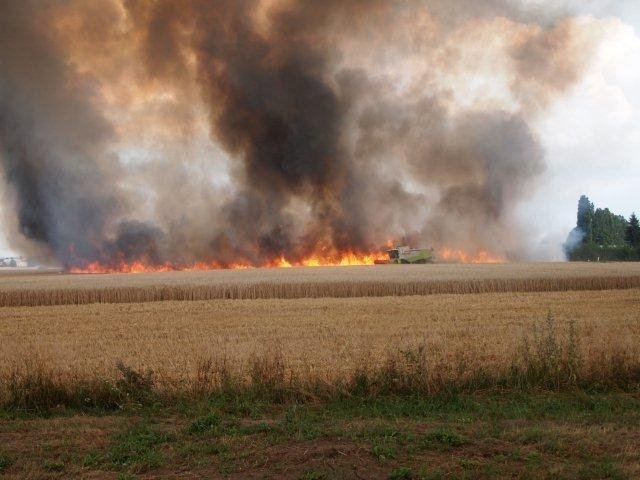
[2,288,640,392]
[1,262,639,307]
[0,264,639,479]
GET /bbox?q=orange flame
[69,250,391,274]
[438,247,505,264]
[68,244,504,274]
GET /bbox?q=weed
[115,363,155,404]
[524,452,541,469]
[42,460,65,472]
[578,460,625,480]
[418,467,445,480]
[218,459,235,476]
[300,470,326,480]
[282,405,321,440]
[482,462,504,477]
[520,427,545,443]
[0,454,11,472]
[459,458,478,470]
[187,413,220,435]
[519,427,561,453]
[108,424,173,471]
[117,474,139,480]
[420,428,467,451]
[83,451,102,468]
[363,424,403,462]
[238,422,278,435]
[208,443,230,456]
[389,466,413,479]
[514,314,581,389]
[372,442,397,463]
[2,360,163,413]
[175,441,229,466]
[249,352,289,402]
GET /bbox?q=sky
[1,1,639,260]
[516,0,640,259]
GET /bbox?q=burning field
[0,0,613,272]
[1,2,639,479]
[68,248,505,274]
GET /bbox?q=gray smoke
[0,1,167,268]
[563,227,586,258]
[0,0,601,268]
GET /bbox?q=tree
[566,196,637,262]
[626,213,640,249]
[576,195,594,242]
[592,208,627,247]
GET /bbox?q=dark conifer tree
[626,213,640,249]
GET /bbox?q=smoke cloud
[0,0,605,268]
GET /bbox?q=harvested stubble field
[1,262,640,307]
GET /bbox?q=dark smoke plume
[0,0,603,268]
[0,0,168,267]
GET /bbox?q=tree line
[565,195,640,261]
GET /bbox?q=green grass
[117,474,140,480]
[300,470,327,480]
[0,391,637,479]
[418,467,446,480]
[319,391,640,423]
[186,413,220,435]
[372,441,397,462]
[0,453,11,472]
[42,459,65,472]
[576,460,626,480]
[107,424,174,472]
[281,404,323,440]
[420,428,467,451]
[175,440,229,464]
[389,466,413,479]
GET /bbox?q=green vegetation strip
[0,392,638,479]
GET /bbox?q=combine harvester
[375,246,434,264]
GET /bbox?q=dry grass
[1,262,639,306]
[1,288,639,407]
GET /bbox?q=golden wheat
[1,289,638,396]
[1,263,639,306]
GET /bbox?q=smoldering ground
[0,0,605,268]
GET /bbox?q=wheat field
[1,287,639,400]
[1,262,640,307]
[2,263,639,406]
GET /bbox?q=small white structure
[0,256,29,268]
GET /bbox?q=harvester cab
[386,246,434,264]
